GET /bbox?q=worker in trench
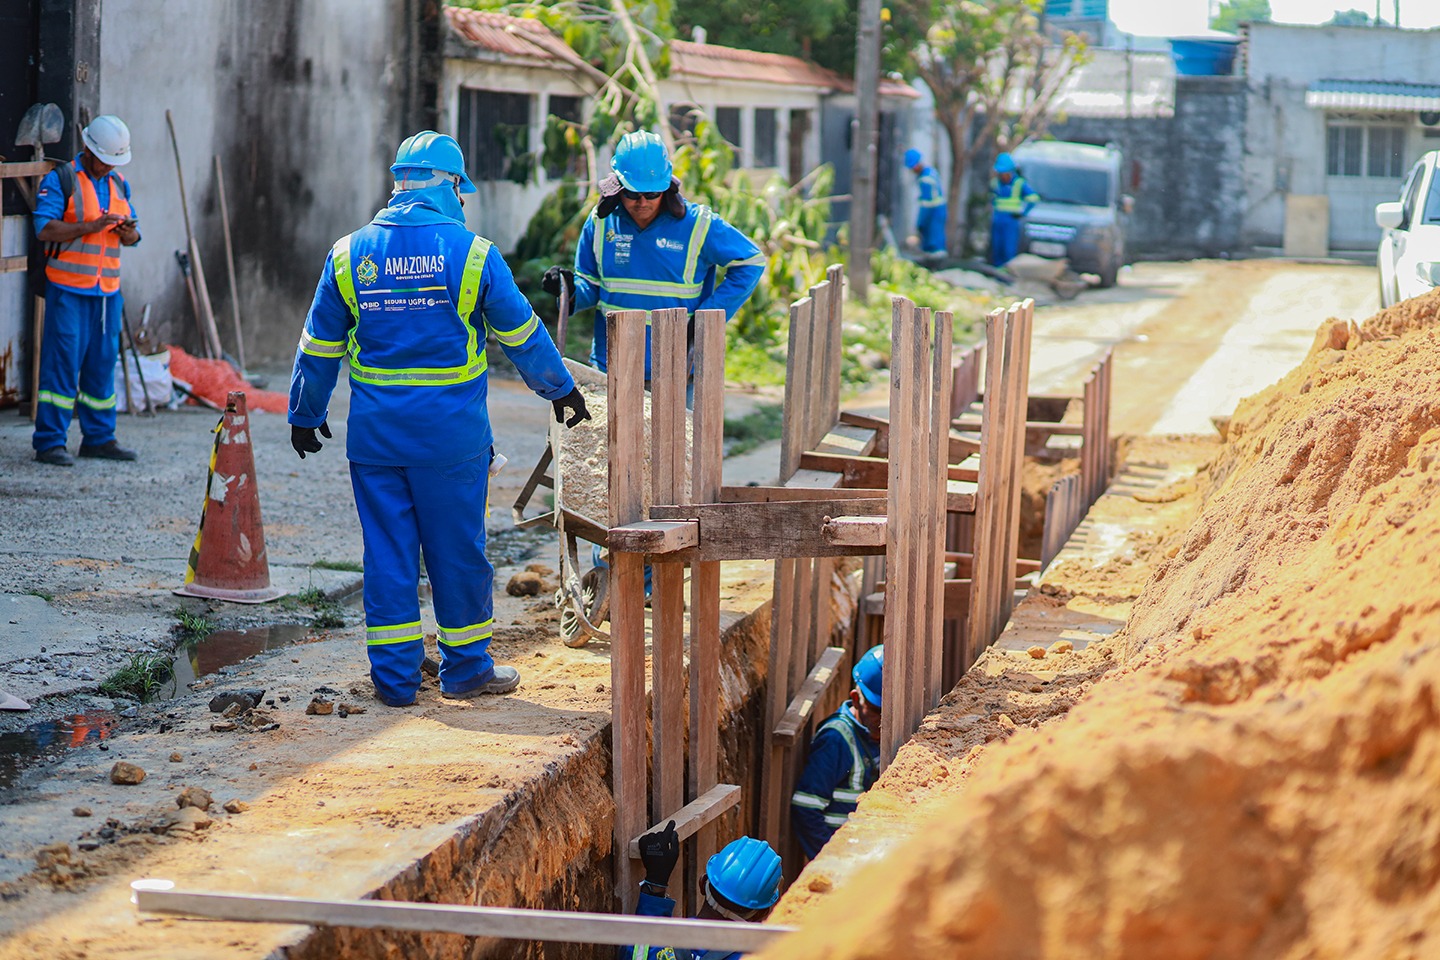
[790,645,883,860]
[622,824,783,960]
[541,129,765,591]
[288,131,590,707]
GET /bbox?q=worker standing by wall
[903,148,947,263]
[790,645,883,860]
[989,152,1039,268]
[623,823,784,960]
[31,115,142,466]
[289,131,590,708]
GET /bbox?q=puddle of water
[0,711,117,790]
[169,624,317,690]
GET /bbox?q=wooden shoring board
[773,645,846,744]
[688,308,726,879]
[760,556,798,845]
[824,264,845,429]
[943,511,972,690]
[630,784,741,858]
[778,296,816,483]
[806,279,833,451]
[607,310,649,912]
[964,305,1008,668]
[718,485,887,504]
[1000,302,1035,636]
[649,306,688,913]
[862,579,972,620]
[855,555,884,653]
[646,499,888,561]
[131,884,796,953]
[927,311,955,709]
[951,341,984,417]
[1041,472,1082,570]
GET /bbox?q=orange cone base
[172,582,287,604]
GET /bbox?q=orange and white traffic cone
[174,391,286,603]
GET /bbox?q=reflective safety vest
[992,176,1032,216]
[321,231,495,387]
[792,711,879,832]
[46,161,130,293]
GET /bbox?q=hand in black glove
[638,820,679,888]
[552,387,591,428]
[291,421,332,459]
[541,266,575,301]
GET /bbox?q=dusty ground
[763,289,1440,958]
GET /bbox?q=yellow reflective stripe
[683,208,712,283]
[822,812,850,827]
[591,212,605,280]
[602,277,705,298]
[299,330,347,358]
[824,715,869,791]
[438,619,494,646]
[834,788,865,803]
[38,390,75,410]
[490,312,540,347]
[727,253,766,267]
[456,236,490,323]
[919,198,946,208]
[77,391,116,410]
[366,621,423,645]
[576,269,600,285]
[792,791,829,810]
[332,235,358,316]
[349,354,488,386]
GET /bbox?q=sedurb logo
[385,254,445,278]
[356,254,379,286]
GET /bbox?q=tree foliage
[885,0,1087,252]
[1210,0,1272,33]
[673,0,856,73]
[1325,8,1377,26]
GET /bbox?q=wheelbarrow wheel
[560,565,610,647]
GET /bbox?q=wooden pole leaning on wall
[607,309,649,913]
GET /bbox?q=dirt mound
[763,291,1440,959]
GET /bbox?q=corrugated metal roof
[1306,79,1440,112]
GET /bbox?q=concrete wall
[100,0,437,367]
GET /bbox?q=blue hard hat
[903,148,922,169]
[853,645,884,708]
[994,152,1016,174]
[391,131,476,194]
[612,131,673,193]
[706,837,782,911]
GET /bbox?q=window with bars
[457,88,532,183]
[754,108,777,168]
[716,106,742,152]
[1326,120,1406,178]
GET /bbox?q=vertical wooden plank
[998,301,1035,632]
[688,308,725,878]
[760,557,798,843]
[855,555,883,653]
[807,281,832,451]
[649,307,687,914]
[1083,360,1099,505]
[1099,351,1113,495]
[607,309,649,913]
[824,264,845,431]
[928,310,954,709]
[778,297,816,483]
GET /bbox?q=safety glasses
[622,189,664,201]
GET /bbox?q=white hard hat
[82,115,131,166]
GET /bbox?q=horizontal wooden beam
[131,883,794,952]
[822,516,886,548]
[774,646,846,745]
[627,784,741,859]
[799,450,888,488]
[953,416,1084,437]
[814,423,880,457]
[719,485,887,503]
[648,499,887,560]
[837,411,977,462]
[0,160,53,178]
[863,579,975,619]
[944,552,1042,577]
[607,520,699,555]
[0,255,26,275]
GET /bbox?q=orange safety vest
[45,160,130,294]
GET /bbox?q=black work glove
[541,266,575,301]
[291,421,332,459]
[552,387,591,428]
[638,820,679,888]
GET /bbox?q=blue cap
[903,148,922,169]
[612,131,673,193]
[994,152,1016,174]
[391,131,476,194]
[706,837,782,910]
[853,645,884,708]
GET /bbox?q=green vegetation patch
[99,652,174,702]
[723,403,785,457]
[311,559,363,573]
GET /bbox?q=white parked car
[1375,150,1440,308]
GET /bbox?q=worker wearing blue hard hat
[289,130,590,708]
[989,151,1040,267]
[790,645,883,860]
[902,148,947,261]
[624,823,783,960]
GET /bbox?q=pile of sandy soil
[763,290,1440,958]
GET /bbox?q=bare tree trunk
[940,110,970,258]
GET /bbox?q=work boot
[78,440,138,461]
[35,446,74,467]
[446,666,521,698]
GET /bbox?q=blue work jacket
[915,165,947,253]
[991,175,1039,217]
[572,199,764,377]
[791,703,880,859]
[289,206,573,466]
[619,890,744,960]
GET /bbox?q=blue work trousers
[33,286,122,452]
[350,453,497,706]
[990,212,1023,268]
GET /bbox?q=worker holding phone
[31,114,142,466]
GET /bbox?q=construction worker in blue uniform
[989,152,1040,268]
[791,645,883,860]
[623,824,783,960]
[903,148,947,261]
[289,131,590,708]
[31,115,141,466]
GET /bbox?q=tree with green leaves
[674,0,856,73]
[885,0,1087,253]
[1211,0,1272,33]
[1326,9,1376,26]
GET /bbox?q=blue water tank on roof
[1169,38,1239,76]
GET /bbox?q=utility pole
[849,0,882,301]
